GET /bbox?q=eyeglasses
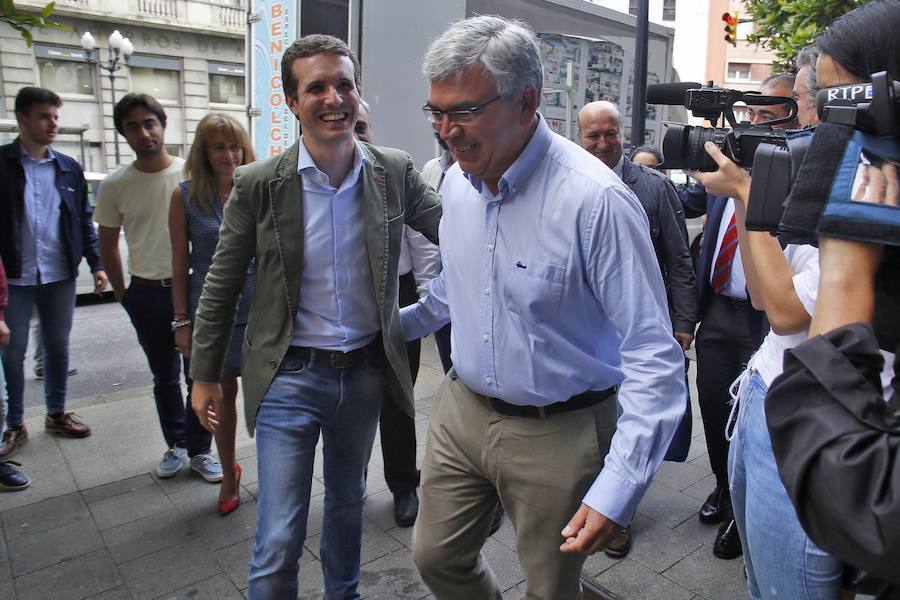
[422,95,502,124]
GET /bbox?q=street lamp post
[80,30,134,166]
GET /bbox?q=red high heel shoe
[217,463,242,516]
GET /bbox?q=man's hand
[0,320,9,345]
[559,503,622,554]
[175,326,192,358]
[93,270,108,295]
[685,142,752,204]
[191,381,223,433]
[674,331,694,351]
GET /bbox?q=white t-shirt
[748,243,820,386]
[93,157,185,280]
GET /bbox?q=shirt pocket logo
[504,259,566,315]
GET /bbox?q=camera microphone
[647,82,702,105]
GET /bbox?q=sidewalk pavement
[0,338,747,600]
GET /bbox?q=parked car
[75,172,129,297]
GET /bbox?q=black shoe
[34,367,77,380]
[392,487,418,528]
[713,518,743,559]
[489,503,505,536]
[699,486,730,524]
[603,526,632,558]
[0,460,30,491]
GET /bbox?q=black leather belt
[131,275,172,287]
[285,337,381,369]
[484,387,616,419]
[713,293,750,309]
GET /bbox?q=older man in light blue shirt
[406,17,684,600]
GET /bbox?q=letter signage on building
[249,0,298,158]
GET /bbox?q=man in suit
[579,100,698,557]
[188,35,441,599]
[680,72,801,559]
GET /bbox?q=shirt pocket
[504,260,566,315]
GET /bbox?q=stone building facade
[0,0,247,173]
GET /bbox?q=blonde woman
[169,113,255,515]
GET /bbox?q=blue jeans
[248,352,383,600]
[1,279,75,427]
[121,282,210,457]
[728,370,843,600]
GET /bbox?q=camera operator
[677,72,806,560]
[689,2,899,596]
[764,0,900,593]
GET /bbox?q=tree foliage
[1,1,70,47]
[741,0,871,71]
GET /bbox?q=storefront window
[208,63,246,105]
[38,58,94,95]
[130,67,180,101]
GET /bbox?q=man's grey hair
[760,72,796,92]
[578,100,622,133]
[422,15,543,98]
[795,45,820,98]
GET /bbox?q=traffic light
[723,11,739,46]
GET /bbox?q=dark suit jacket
[190,141,442,432]
[678,181,767,339]
[621,157,698,333]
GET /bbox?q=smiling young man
[403,17,684,599]
[0,86,106,459]
[94,94,220,484]
[188,35,441,599]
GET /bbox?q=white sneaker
[156,447,187,478]
[190,453,223,483]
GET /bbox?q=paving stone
[118,539,221,600]
[89,484,175,530]
[152,572,244,599]
[188,499,257,551]
[87,587,133,599]
[358,549,429,599]
[663,545,747,600]
[0,428,79,512]
[594,558,695,600]
[213,538,254,591]
[305,492,325,537]
[15,549,121,600]
[386,524,413,550]
[101,509,197,564]
[682,473,718,502]
[482,538,525,592]
[635,481,700,528]
[238,458,258,487]
[1,492,91,540]
[245,482,259,500]
[672,512,720,550]
[164,479,243,523]
[297,558,325,599]
[626,514,703,573]
[7,517,104,576]
[0,578,15,600]
[364,488,398,532]
[82,474,157,504]
[0,558,11,583]
[582,548,622,578]
[652,460,711,493]
[489,511,517,551]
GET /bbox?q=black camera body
[647,81,797,172]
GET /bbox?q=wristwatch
[170,318,192,332]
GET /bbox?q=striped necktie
[711,213,738,293]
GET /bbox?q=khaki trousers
[412,373,617,600]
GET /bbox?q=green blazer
[189,141,442,433]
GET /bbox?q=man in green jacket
[188,35,441,599]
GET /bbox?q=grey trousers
[412,373,617,600]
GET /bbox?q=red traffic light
[723,11,739,46]
[722,12,738,26]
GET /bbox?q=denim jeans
[248,352,383,600]
[728,370,843,600]
[121,282,210,457]
[1,279,75,427]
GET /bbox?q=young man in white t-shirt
[94,94,220,482]
[688,142,845,599]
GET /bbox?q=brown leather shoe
[45,413,91,438]
[604,526,632,558]
[0,427,29,459]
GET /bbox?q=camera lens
[661,124,730,171]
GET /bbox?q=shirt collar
[18,140,56,164]
[438,150,454,173]
[296,135,367,188]
[464,112,552,198]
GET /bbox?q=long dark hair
[816,0,900,81]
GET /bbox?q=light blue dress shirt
[401,115,686,524]
[10,144,68,286]
[291,136,380,351]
